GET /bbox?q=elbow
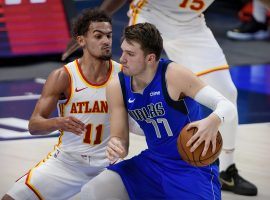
[28,121,40,135]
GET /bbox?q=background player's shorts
[108,150,221,200]
[7,148,108,200]
[131,10,229,74]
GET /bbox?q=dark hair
[72,8,112,38]
[122,23,163,60]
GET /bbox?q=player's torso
[57,59,121,156]
[130,0,214,24]
[122,59,201,158]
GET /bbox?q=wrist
[209,113,222,125]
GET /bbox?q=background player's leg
[199,70,238,169]
[199,70,257,196]
[81,170,129,200]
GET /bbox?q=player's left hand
[186,113,221,156]
[106,136,128,164]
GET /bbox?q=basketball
[177,124,223,167]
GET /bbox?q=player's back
[56,59,121,157]
[130,0,214,25]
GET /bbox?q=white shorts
[130,11,229,75]
[7,148,109,200]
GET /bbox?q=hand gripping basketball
[177,124,222,167]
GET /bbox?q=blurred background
[0,0,270,199]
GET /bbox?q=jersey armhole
[161,60,189,115]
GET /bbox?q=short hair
[122,23,163,60]
[72,8,112,38]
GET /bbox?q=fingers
[201,140,210,157]
[186,122,196,131]
[211,137,217,153]
[186,122,198,147]
[106,147,120,164]
[186,129,218,157]
[189,137,202,153]
[106,137,126,163]
[59,116,85,135]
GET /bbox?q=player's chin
[122,67,133,76]
[99,53,112,61]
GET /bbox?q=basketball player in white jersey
[96,0,258,196]
[2,8,125,200]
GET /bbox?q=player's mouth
[122,65,128,69]
[102,46,111,50]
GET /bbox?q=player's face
[83,22,112,60]
[120,39,147,76]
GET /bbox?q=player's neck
[78,57,111,84]
[132,62,158,93]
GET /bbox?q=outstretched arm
[28,67,85,135]
[106,75,129,163]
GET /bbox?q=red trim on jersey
[75,59,113,87]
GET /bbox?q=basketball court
[1,0,270,199]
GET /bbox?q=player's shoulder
[111,59,122,73]
[47,63,70,86]
[166,61,198,90]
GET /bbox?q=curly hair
[72,8,112,39]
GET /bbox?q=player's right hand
[106,136,127,164]
[57,116,85,135]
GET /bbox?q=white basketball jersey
[130,0,214,25]
[56,59,121,157]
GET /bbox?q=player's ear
[77,36,86,48]
[147,53,156,63]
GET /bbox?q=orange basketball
[177,124,223,167]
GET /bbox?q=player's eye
[107,34,112,39]
[95,35,102,39]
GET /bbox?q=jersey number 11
[83,124,103,145]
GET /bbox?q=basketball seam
[198,133,223,164]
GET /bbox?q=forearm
[110,124,129,155]
[100,0,127,15]
[28,117,59,135]
[194,86,237,123]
